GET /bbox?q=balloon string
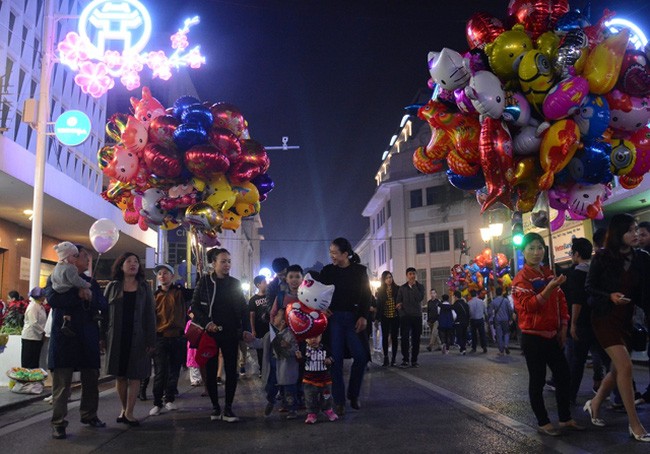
[91,253,102,279]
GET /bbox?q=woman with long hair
[320,237,372,416]
[375,270,400,367]
[104,252,156,426]
[511,232,583,436]
[584,214,650,442]
[191,248,247,422]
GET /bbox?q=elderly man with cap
[148,264,193,416]
[45,243,108,439]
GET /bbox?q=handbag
[196,333,218,367]
[185,321,205,349]
[631,323,648,352]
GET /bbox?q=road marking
[0,388,116,437]
[395,369,592,454]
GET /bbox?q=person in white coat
[21,287,48,368]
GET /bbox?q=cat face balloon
[298,273,335,311]
[427,48,471,91]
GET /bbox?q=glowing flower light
[57,6,205,98]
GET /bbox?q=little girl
[302,333,338,424]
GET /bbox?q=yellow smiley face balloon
[519,50,557,115]
[485,25,533,81]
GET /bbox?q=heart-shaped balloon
[465,12,504,49]
[228,139,270,183]
[148,115,180,148]
[508,0,569,40]
[285,302,328,342]
[185,145,230,180]
[210,102,249,138]
[209,127,242,161]
[617,49,650,98]
[143,143,183,178]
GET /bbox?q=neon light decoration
[57,0,205,98]
[605,18,648,50]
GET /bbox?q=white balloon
[298,273,335,311]
[89,218,119,254]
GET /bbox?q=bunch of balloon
[98,87,274,274]
[415,2,650,231]
[447,249,512,298]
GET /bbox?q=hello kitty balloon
[298,273,335,311]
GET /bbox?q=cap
[29,287,45,300]
[54,241,79,262]
[154,264,175,275]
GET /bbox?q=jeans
[205,334,239,410]
[380,316,400,361]
[329,311,367,405]
[469,319,487,351]
[400,315,422,363]
[494,320,510,353]
[152,336,184,407]
[51,368,99,428]
[304,382,333,413]
[521,333,572,426]
[455,323,468,352]
[428,321,441,349]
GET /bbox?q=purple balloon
[446,169,485,190]
[251,173,275,195]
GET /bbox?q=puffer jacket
[512,264,568,337]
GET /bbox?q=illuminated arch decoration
[57,0,205,98]
[605,18,648,50]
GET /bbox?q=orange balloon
[539,119,580,190]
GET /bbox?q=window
[415,233,425,254]
[453,228,464,250]
[378,242,387,266]
[430,267,449,294]
[429,231,450,253]
[410,189,423,208]
[417,269,427,296]
[426,186,445,205]
[387,200,391,219]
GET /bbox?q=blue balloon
[573,95,610,141]
[173,96,201,120]
[555,9,590,33]
[446,169,485,190]
[181,104,213,130]
[569,141,613,184]
[173,123,208,151]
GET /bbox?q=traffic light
[460,240,469,255]
[512,211,524,247]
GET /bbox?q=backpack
[438,305,454,330]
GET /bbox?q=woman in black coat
[191,248,247,422]
[375,270,400,367]
[584,214,650,442]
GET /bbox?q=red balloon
[208,127,242,161]
[466,12,505,49]
[228,139,270,183]
[210,102,248,138]
[143,143,183,178]
[185,145,230,180]
[479,117,514,212]
[285,302,328,342]
[148,115,179,149]
[617,49,650,98]
[508,0,568,40]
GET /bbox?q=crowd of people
[11,219,650,443]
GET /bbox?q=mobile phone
[619,296,631,304]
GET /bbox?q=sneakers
[221,407,240,423]
[324,408,339,421]
[165,401,178,411]
[52,426,67,439]
[411,362,419,368]
[382,357,389,367]
[305,413,317,424]
[482,348,488,354]
[426,346,432,352]
[216,377,222,385]
[504,347,510,355]
[210,407,222,421]
[264,402,274,417]
[239,367,246,377]
[461,350,466,356]
[149,405,162,416]
[399,361,409,368]
[286,410,297,420]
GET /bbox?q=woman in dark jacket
[191,248,247,422]
[375,270,400,367]
[104,252,156,426]
[584,214,650,442]
[320,237,372,416]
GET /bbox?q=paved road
[1,347,649,454]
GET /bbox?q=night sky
[131,0,649,270]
